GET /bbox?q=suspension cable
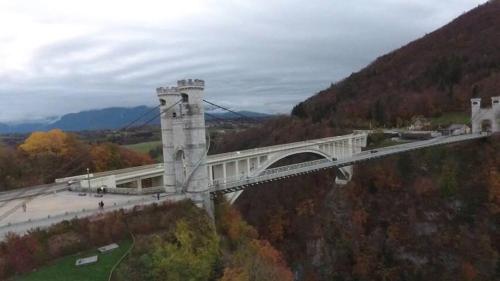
[137,100,182,127]
[47,100,181,183]
[203,99,260,123]
[0,100,182,221]
[205,112,235,124]
[120,105,161,131]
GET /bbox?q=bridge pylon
[157,79,211,211]
[471,96,500,133]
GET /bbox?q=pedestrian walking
[157,193,160,200]
[22,203,27,212]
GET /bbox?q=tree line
[0,129,153,190]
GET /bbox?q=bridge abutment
[335,166,353,185]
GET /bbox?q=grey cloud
[0,0,488,122]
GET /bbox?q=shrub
[4,233,42,273]
[47,231,84,257]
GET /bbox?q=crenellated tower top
[177,79,205,90]
[156,86,179,95]
[156,79,205,96]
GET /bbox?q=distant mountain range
[0,106,272,134]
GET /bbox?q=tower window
[181,93,189,103]
[473,102,478,105]
[173,112,177,118]
[160,99,166,106]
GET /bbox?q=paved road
[0,183,67,203]
[0,192,186,239]
[0,183,69,224]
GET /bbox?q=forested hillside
[235,136,499,280]
[210,2,500,280]
[292,0,500,127]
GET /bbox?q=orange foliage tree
[216,199,293,281]
[267,207,289,242]
[461,261,477,281]
[90,143,154,172]
[19,129,71,156]
[17,129,91,183]
[487,167,500,214]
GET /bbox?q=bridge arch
[481,119,492,132]
[250,148,334,177]
[222,149,336,204]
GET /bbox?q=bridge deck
[209,133,489,195]
[57,132,367,182]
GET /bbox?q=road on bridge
[0,183,68,203]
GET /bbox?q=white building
[441,124,471,136]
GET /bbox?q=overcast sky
[0,0,487,123]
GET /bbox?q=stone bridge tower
[157,79,210,208]
[471,96,500,133]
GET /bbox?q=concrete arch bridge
[65,133,367,204]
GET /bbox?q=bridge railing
[69,185,165,195]
[259,159,330,176]
[209,158,331,188]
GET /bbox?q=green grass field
[14,240,132,281]
[124,140,161,154]
[429,112,469,127]
[124,141,163,162]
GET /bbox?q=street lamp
[86,168,91,194]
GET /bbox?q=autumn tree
[215,200,257,245]
[267,207,289,242]
[17,129,92,183]
[216,200,293,281]
[439,159,458,197]
[221,240,293,281]
[19,129,71,156]
[0,144,27,190]
[91,143,153,172]
[151,219,219,281]
[3,233,43,274]
[461,261,477,281]
[220,267,249,281]
[487,167,500,214]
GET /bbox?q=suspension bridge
[0,78,498,237]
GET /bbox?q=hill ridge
[0,106,271,133]
[292,0,500,127]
